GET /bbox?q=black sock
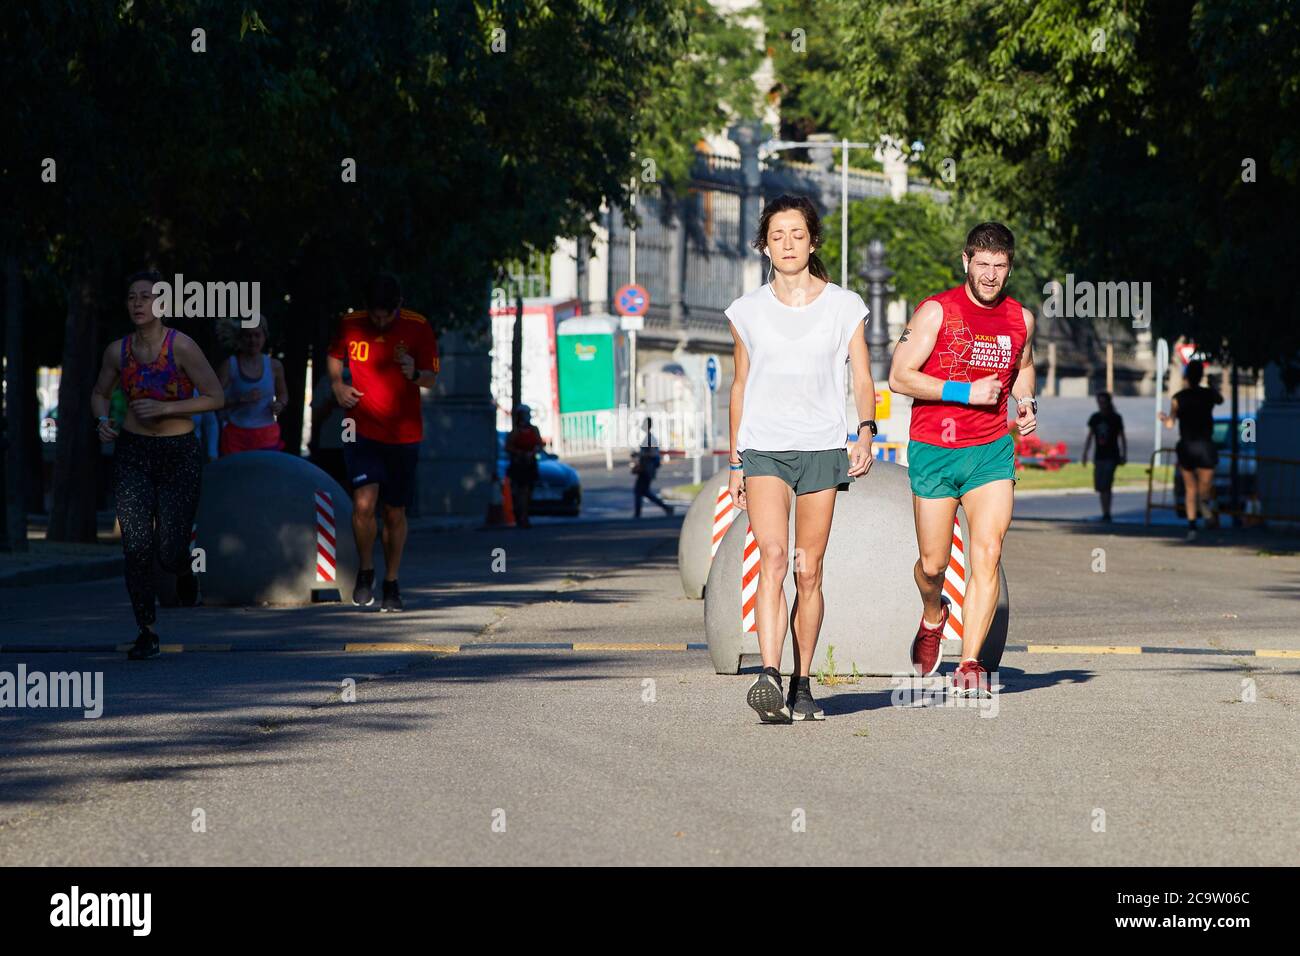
[794,675,811,689]
[762,666,782,684]
[1187,519,1197,529]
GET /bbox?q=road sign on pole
[614,283,649,317]
[705,355,719,393]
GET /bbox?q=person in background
[192,387,220,463]
[505,405,544,529]
[632,417,673,518]
[218,314,287,456]
[309,366,352,489]
[1160,359,1223,541]
[328,273,440,611]
[1081,391,1126,522]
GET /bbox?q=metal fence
[1146,448,1300,525]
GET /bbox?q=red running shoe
[910,599,950,677]
[951,659,992,698]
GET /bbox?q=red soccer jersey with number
[328,308,439,444]
[909,286,1027,448]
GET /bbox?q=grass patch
[815,645,861,686]
[1015,462,1166,491]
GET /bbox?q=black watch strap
[858,419,878,437]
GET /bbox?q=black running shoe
[380,579,404,613]
[787,677,826,721]
[176,572,201,607]
[353,568,376,607]
[127,627,160,660]
[746,667,792,724]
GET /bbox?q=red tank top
[909,286,1027,447]
[121,328,193,402]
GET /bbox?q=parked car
[497,431,581,516]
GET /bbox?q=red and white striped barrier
[189,522,198,556]
[314,490,336,584]
[711,487,738,558]
[739,514,967,641]
[742,526,760,634]
[943,515,965,641]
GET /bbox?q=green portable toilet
[556,314,627,413]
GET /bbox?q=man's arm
[1082,429,1094,465]
[887,300,946,400]
[1010,307,1037,401]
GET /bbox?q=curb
[0,641,1294,659]
[0,557,124,590]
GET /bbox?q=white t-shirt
[726,281,869,452]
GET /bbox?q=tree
[829,0,1298,369]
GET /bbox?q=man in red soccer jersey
[327,274,440,611]
[888,223,1037,697]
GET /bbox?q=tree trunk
[2,255,28,550]
[48,268,100,542]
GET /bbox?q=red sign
[614,283,649,317]
[1176,342,1198,368]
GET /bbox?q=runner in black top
[1159,360,1223,540]
[1082,391,1126,521]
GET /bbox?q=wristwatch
[858,419,878,438]
[1016,396,1038,414]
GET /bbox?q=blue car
[497,431,582,516]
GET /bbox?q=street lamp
[759,138,879,289]
[860,239,894,383]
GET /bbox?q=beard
[966,271,1007,305]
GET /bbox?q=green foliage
[820,193,1059,313]
[790,0,1297,368]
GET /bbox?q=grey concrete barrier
[677,468,734,599]
[180,452,359,606]
[703,460,1008,675]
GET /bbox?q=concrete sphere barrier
[677,468,734,599]
[183,452,359,606]
[703,460,1008,675]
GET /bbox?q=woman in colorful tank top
[217,313,288,455]
[91,270,224,660]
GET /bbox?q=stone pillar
[728,121,765,293]
[418,320,497,520]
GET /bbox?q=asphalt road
[1,492,1296,865]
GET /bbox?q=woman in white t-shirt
[725,194,878,723]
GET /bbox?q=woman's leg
[155,435,203,576]
[789,487,836,677]
[1179,466,1199,522]
[112,436,159,630]
[744,475,793,670]
[1196,467,1217,525]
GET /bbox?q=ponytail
[807,252,830,282]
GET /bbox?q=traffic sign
[706,355,719,392]
[614,283,649,317]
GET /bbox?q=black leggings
[113,430,203,628]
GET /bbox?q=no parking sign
[614,283,649,317]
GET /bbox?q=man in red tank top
[888,223,1038,697]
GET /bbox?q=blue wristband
[941,380,972,404]
[729,462,743,471]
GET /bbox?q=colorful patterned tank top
[121,328,193,402]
